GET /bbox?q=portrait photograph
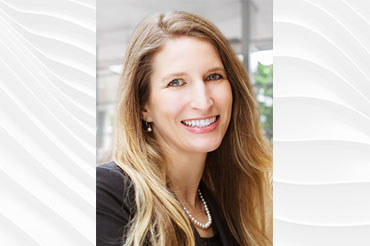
[97,1,272,245]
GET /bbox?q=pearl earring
[145,116,152,132]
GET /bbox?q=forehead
[151,36,224,78]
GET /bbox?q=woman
[97,11,272,246]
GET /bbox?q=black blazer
[97,162,239,246]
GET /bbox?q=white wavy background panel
[0,0,95,54]
[274,56,370,118]
[0,41,95,139]
[0,11,95,131]
[0,5,96,89]
[274,0,370,245]
[0,212,40,246]
[275,97,370,143]
[274,219,370,246]
[275,182,370,225]
[0,43,94,167]
[274,21,370,98]
[0,0,95,245]
[275,140,370,183]
[274,0,370,98]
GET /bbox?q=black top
[97,162,238,246]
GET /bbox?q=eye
[206,73,222,81]
[168,79,185,87]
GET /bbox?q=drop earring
[145,116,152,132]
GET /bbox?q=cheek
[214,82,233,108]
[150,92,186,121]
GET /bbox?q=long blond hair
[113,11,272,246]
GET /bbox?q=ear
[141,108,152,122]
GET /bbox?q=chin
[191,140,223,153]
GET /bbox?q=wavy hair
[113,11,272,246]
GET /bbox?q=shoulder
[96,161,136,246]
[97,162,129,184]
[97,161,129,182]
[96,161,135,208]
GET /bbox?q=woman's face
[143,36,233,155]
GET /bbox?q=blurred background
[97,0,272,163]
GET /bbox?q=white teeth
[183,117,217,128]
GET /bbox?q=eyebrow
[161,72,187,83]
[161,67,226,82]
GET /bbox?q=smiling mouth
[181,115,219,128]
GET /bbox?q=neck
[165,148,207,207]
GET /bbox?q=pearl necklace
[183,189,212,229]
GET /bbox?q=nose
[190,81,213,110]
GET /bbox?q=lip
[181,115,220,134]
